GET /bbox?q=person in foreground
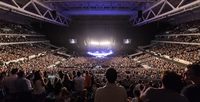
[140,71,189,102]
[182,64,200,102]
[94,68,127,102]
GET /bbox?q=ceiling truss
[130,0,200,26]
[0,0,70,26]
[42,0,155,3]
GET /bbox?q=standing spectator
[133,84,145,94]
[32,71,46,102]
[182,64,200,102]
[132,90,141,102]
[15,70,32,102]
[4,68,18,102]
[55,87,71,102]
[74,71,84,93]
[94,68,127,102]
[62,74,73,92]
[84,71,92,90]
[141,71,189,102]
[84,71,92,101]
[54,77,63,95]
[0,72,6,102]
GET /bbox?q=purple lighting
[63,10,135,16]
[87,50,113,58]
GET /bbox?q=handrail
[0,40,50,46]
[152,40,200,46]
[155,33,200,37]
[0,33,46,37]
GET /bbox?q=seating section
[0,20,200,102]
[149,43,200,63]
[0,21,38,34]
[151,22,200,63]
[156,35,200,43]
[0,35,47,43]
[0,44,49,62]
[163,21,200,34]
[0,21,65,71]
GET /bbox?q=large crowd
[148,43,200,63]
[0,35,47,43]
[151,21,200,63]
[156,35,200,43]
[0,21,38,34]
[0,57,200,102]
[0,44,51,62]
[163,21,200,35]
[0,20,199,102]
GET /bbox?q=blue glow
[87,50,113,58]
[63,10,135,16]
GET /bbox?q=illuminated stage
[85,39,114,58]
[87,50,113,58]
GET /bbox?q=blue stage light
[87,50,113,58]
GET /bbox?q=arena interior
[0,0,200,102]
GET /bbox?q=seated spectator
[182,64,200,102]
[94,68,127,102]
[141,71,189,102]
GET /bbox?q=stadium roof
[40,0,159,16]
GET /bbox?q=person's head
[59,71,64,79]
[0,73,3,81]
[11,68,18,75]
[185,64,200,84]
[162,71,183,93]
[73,71,76,75]
[133,90,141,98]
[77,71,81,77]
[139,84,145,91]
[18,70,25,78]
[105,68,117,83]
[34,70,42,80]
[59,87,70,98]
[64,74,70,81]
[85,71,89,75]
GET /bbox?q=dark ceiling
[34,15,166,56]
[37,0,161,56]
[40,0,159,16]
[0,0,180,56]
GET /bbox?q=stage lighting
[123,39,131,44]
[69,39,77,44]
[99,41,111,46]
[90,41,99,46]
[87,50,113,58]
[89,40,112,46]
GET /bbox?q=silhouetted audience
[182,64,200,102]
[141,71,189,102]
[94,68,127,102]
